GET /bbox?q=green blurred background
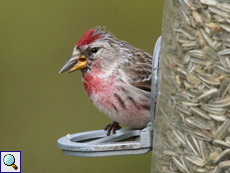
[0,1,163,172]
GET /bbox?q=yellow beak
[59,55,88,74]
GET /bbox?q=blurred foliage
[0,0,163,173]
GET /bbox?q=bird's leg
[104,121,121,136]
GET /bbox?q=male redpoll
[60,27,152,135]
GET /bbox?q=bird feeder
[57,36,161,157]
[151,1,230,172]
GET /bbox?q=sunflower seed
[185,155,206,166]
[213,149,230,164]
[172,156,186,172]
[198,73,221,85]
[213,139,230,148]
[225,136,230,144]
[219,77,230,98]
[197,88,218,102]
[164,150,180,157]
[214,119,230,139]
[208,96,230,108]
[219,160,230,170]
[190,107,211,120]
[209,113,227,122]
[208,6,230,19]
[186,73,201,85]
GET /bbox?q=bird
[59,26,152,135]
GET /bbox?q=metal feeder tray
[57,123,153,157]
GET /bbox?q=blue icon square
[0,151,21,173]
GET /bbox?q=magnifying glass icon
[3,154,18,170]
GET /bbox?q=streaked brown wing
[121,49,152,93]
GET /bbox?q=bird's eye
[91,47,98,53]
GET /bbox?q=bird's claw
[104,121,121,136]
